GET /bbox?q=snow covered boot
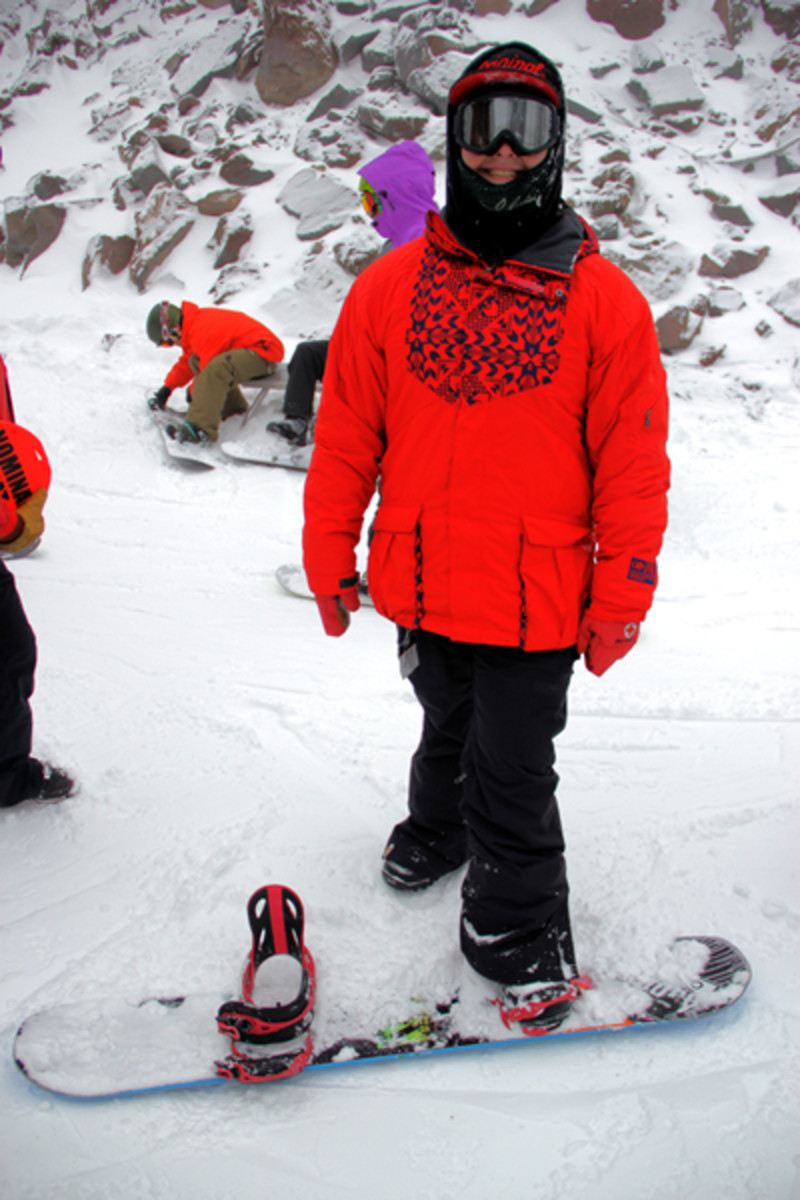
[216,885,316,1082]
[495,975,591,1035]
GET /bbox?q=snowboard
[13,936,750,1100]
[276,562,375,607]
[152,367,312,472]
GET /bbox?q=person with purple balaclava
[268,142,439,447]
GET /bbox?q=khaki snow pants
[186,349,277,441]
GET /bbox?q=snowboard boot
[267,417,309,447]
[165,420,210,446]
[17,760,77,805]
[495,975,591,1035]
[216,885,316,1082]
[381,819,467,891]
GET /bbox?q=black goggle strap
[455,93,559,157]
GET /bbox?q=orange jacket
[163,302,284,392]
[303,210,670,650]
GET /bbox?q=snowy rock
[333,19,379,64]
[710,200,753,228]
[706,284,746,316]
[307,83,364,121]
[2,199,66,274]
[712,0,754,45]
[761,0,800,38]
[627,67,705,118]
[208,210,253,269]
[256,0,337,106]
[219,154,275,187]
[129,183,195,292]
[195,188,244,217]
[704,45,744,79]
[357,98,428,140]
[758,175,800,218]
[603,240,694,301]
[332,224,382,276]
[405,51,475,117]
[586,0,665,40]
[294,116,365,168]
[767,277,800,326]
[588,162,636,217]
[699,243,770,278]
[655,305,704,353]
[277,167,356,239]
[81,233,135,290]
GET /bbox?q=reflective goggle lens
[160,300,172,344]
[359,182,382,220]
[454,93,559,156]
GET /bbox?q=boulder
[277,168,356,240]
[706,284,746,316]
[627,67,704,118]
[3,200,66,274]
[587,163,636,217]
[587,0,665,40]
[81,233,135,290]
[655,305,704,353]
[196,188,244,217]
[761,0,800,37]
[698,243,770,278]
[208,212,253,269]
[603,240,694,301]
[256,0,337,106]
[758,176,800,218]
[219,154,274,187]
[712,0,754,45]
[768,278,800,326]
[356,99,428,141]
[129,183,195,292]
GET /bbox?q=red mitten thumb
[578,615,639,677]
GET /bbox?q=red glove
[314,586,361,637]
[578,615,639,677]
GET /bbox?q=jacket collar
[429,205,597,278]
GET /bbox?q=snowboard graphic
[14,936,750,1100]
[276,563,374,607]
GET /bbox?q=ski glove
[0,488,47,558]
[147,386,171,411]
[578,615,639,677]
[314,579,361,637]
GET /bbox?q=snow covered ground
[1,0,799,1196]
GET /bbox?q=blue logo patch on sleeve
[628,557,657,586]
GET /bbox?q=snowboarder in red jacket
[145,301,284,444]
[302,43,670,1032]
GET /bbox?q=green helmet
[146,301,181,346]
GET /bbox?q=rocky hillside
[0,0,798,359]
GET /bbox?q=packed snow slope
[0,0,798,1196]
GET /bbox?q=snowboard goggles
[453,91,560,158]
[159,300,176,345]
[359,179,383,220]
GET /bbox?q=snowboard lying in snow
[153,369,313,472]
[13,936,750,1100]
[276,562,375,607]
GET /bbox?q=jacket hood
[358,141,439,249]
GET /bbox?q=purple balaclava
[358,141,439,249]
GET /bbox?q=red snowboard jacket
[162,302,284,392]
[303,209,670,651]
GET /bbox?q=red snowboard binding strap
[216,885,316,1082]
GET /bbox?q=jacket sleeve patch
[627,557,657,586]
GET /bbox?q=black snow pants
[399,626,577,987]
[0,561,37,807]
[283,340,329,422]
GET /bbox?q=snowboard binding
[216,885,316,1082]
